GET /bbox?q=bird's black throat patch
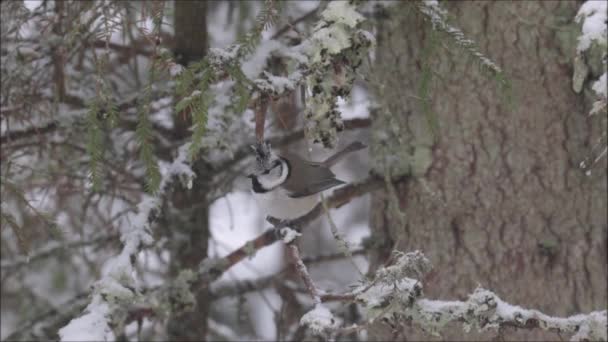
[250,176,269,193]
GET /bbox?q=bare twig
[1,234,118,271]
[288,244,321,303]
[197,175,387,284]
[271,6,319,40]
[255,94,269,142]
[209,248,367,299]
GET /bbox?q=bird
[247,141,366,220]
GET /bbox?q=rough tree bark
[369,2,607,340]
[166,1,210,340]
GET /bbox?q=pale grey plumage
[279,151,345,198]
[248,141,366,218]
[249,141,366,197]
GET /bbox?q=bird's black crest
[251,141,274,171]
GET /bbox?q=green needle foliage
[137,80,161,194]
[236,0,281,58]
[85,101,103,192]
[187,68,215,162]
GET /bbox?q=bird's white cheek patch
[257,161,289,191]
[257,174,285,190]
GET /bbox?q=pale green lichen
[243,241,257,259]
[320,1,364,28]
[157,269,197,315]
[199,257,231,280]
[303,2,374,148]
[355,251,430,321]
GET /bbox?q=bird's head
[248,141,290,193]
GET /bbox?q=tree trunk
[166,1,210,340]
[369,1,607,340]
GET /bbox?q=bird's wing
[287,178,345,198]
[280,152,346,198]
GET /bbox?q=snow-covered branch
[410,290,607,341]
[197,175,386,284]
[296,250,608,341]
[573,1,607,106]
[58,145,195,342]
[178,0,374,150]
[573,0,607,172]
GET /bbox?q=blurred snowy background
[1,1,376,340]
[1,0,606,341]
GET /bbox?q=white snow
[23,0,43,11]
[209,46,239,62]
[356,277,418,308]
[408,287,608,340]
[59,141,196,341]
[169,63,184,77]
[575,1,607,52]
[58,297,114,342]
[300,303,336,335]
[280,227,302,244]
[592,72,607,98]
[338,86,371,119]
[241,40,283,80]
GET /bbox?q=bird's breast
[253,187,318,220]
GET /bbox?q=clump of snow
[209,45,239,63]
[58,297,114,342]
[574,1,607,117]
[575,1,607,52]
[254,70,302,94]
[356,277,420,310]
[300,303,337,336]
[169,63,184,77]
[407,287,608,340]
[280,227,302,244]
[592,72,607,98]
[60,140,197,341]
[241,40,283,80]
[571,311,608,342]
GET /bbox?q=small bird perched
[248,141,366,219]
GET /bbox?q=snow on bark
[574,1,607,117]
[575,1,607,53]
[300,303,338,336]
[279,227,301,244]
[408,289,607,341]
[199,1,373,148]
[349,251,607,341]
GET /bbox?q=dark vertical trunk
[166,1,210,340]
[369,1,607,340]
[173,0,208,137]
[53,0,66,101]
